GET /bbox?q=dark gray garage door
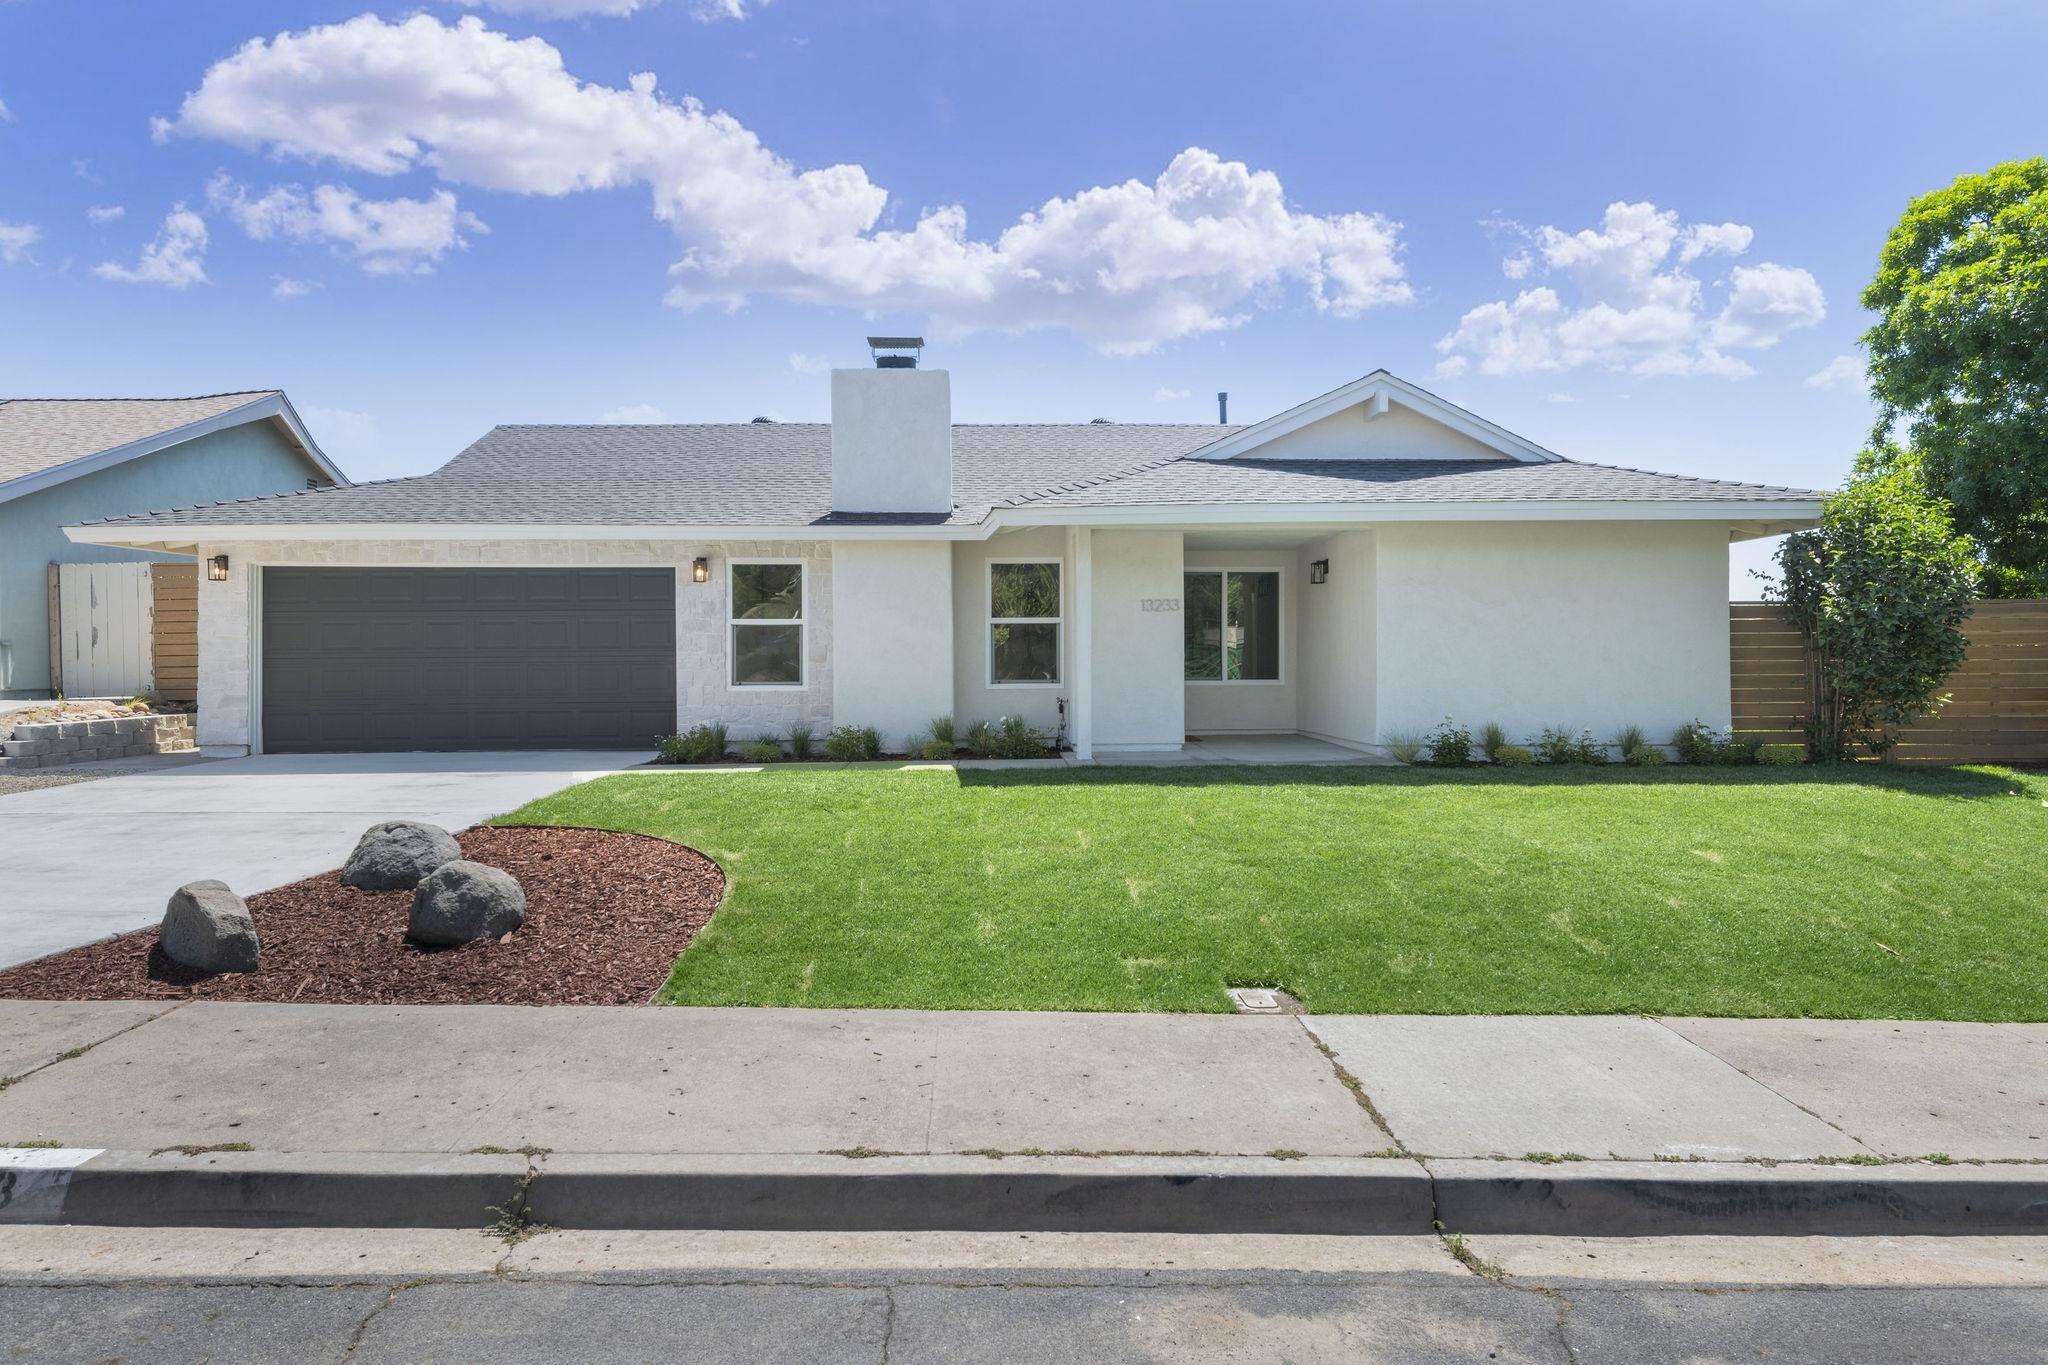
[262,568,675,753]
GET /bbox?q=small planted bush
[1534,726,1577,765]
[1672,720,1717,765]
[919,738,956,761]
[1624,744,1667,767]
[1480,721,1508,763]
[928,716,957,750]
[1715,733,1760,765]
[1384,731,1426,765]
[823,725,882,762]
[786,723,814,759]
[1570,729,1609,765]
[963,720,997,759]
[1756,742,1806,765]
[1426,717,1473,766]
[1615,724,1647,757]
[1492,743,1535,767]
[740,739,783,764]
[658,723,729,764]
[991,715,1050,759]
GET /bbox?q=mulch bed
[0,826,725,1007]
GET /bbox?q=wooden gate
[1731,600,2048,765]
[45,561,199,702]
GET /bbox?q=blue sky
[3,0,2042,594]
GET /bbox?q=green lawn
[496,764,2048,1019]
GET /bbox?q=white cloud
[301,406,379,460]
[0,220,39,264]
[272,275,316,300]
[160,14,1410,352]
[92,205,208,287]
[1545,391,1577,404]
[1435,201,1822,379]
[0,94,11,122]
[787,352,832,374]
[1500,250,1533,280]
[599,402,667,422]
[208,176,485,275]
[1151,386,1191,401]
[1804,354,1866,392]
[86,205,126,225]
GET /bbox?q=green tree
[1862,158,2048,594]
[1768,468,1979,760]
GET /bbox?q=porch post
[1068,525,1093,761]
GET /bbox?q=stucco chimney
[830,337,953,515]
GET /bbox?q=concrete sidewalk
[2,1003,2043,1235]
[0,750,649,969]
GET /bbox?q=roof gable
[1185,371,1563,464]
[0,391,347,504]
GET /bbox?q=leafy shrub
[928,716,957,749]
[1493,744,1535,767]
[963,720,997,758]
[1624,743,1667,766]
[1383,731,1425,765]
[990,715,1050,759]
[785,723,814,759]
[1756,742,1806,765]
[1426,717,1473,766]
[1534,726,1577,765]
[1615,724,1647,756]
[1479,721,1508,762]
[1714,733,1759,765]
[740,739,783,763]
[823,725,882,762]
[658,723,728,764]
[919,738,956,761]
[1671,720,1717,765]
[1570,729,1609,765]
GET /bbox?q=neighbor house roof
[0,391,347,504]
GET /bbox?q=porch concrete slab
[922,1011,1385,1155]
[0,1000,179,1081]
[0,750,647,969]
[1663,1018,2048,1159]
[1305,1015,1856,1160]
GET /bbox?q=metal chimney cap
[867,336,925,349]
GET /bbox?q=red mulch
[0,826,725,1006]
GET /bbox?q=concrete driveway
[0,751,650,969]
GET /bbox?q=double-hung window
[1184,570,1280,681]
[989,560,1061,685]
[730,561,804,687]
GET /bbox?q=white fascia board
[64,498,1825,553]
[1183,370,1565,464]
[0,393,349,507]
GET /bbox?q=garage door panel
[263,567,675,753]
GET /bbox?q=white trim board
[1181,370,1567,464]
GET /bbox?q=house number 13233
[1139,598,1181,612]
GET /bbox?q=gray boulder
[343,821,462,891]
[160,880,259,973]
[408,860,526,946]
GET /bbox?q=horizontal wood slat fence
[149,563,199,704]
[1731,599,2048,765]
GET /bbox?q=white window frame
[1183,565,1286,686]
[727,557,807,690]
[986,557,1063,688]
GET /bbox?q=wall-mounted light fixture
[207,554,231,582]
[691,557,710,585]
[1309,558,1329,585]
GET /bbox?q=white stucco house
[67,343,1821,759]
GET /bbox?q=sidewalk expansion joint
[0,1000,189,1092]
[1646,1015,1877,1153]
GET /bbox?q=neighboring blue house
[0,392,345,697]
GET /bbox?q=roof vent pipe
[1217,391,1229,425]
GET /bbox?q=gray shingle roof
[0,392,277,486]
[76,420,1818,534]
[1013,457,1820,508]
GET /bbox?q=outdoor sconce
[1309,558,1329,585]
[207,554,231,582]
[691,557,710,584]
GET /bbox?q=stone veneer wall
[0,712,196,770]
[196,539,834,753]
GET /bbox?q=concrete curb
[1431,1159,2048,1236]
[8,1152,2047,1236]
